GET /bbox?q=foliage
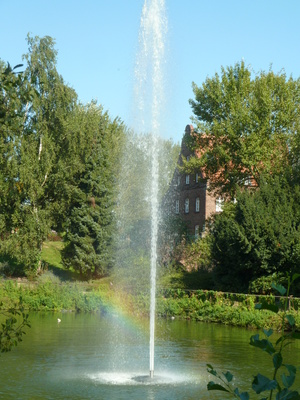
[0,278,107,313]
[206,274,300,400]
[0,36,77,273]
[0,297,30,353]
[172,235,212,271]
[210,177,300,294]
[187,61,300,197]
[0,35,129,278]
[0,60,40,272]
[61,104,125,277]
[157,287,300,330]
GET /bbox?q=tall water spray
[134,0,167,379]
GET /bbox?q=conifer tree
[210,177,300,292]
[62,104,125,277]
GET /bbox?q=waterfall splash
[133,0,167,379]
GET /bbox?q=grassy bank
[156,289,300,330]
[1,276,299,332]
[0,277,109,313]
[1,241,299,331]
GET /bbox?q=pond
[0,312,299,399]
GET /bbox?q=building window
[195,173,199,183]
[177,176,181,186]
[244,176,252,186]
[175,199,179,214]
[195,225,199,239]
[184,198,189,214]
[216,197,224,212]
[195,197,200,212]
[185,174,190,185]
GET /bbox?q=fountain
[133,0,167,379]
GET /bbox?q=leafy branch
[0,297,30,353]
[207,273,300,399]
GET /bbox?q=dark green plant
[210,178,300,294]
[206,273,300,399]
[0,297,30,353]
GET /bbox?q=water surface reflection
[0,313,299,399]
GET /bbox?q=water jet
[133,0,167,379]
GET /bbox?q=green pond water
[0,312,299,399]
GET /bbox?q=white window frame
[216,197,224,212]
[184,198,189,214]
[175,199,179,214]
[244,176,252,186]
[195,173,199,183]
[195,197,200,212]
[195,225,200,239]
[185,174,190,185]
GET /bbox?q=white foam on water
[87,371,201,386]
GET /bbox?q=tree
[61,103,126,277]
[210,177,300,293]
[0,60,39,271]
[187,61,300,197]
[1,35,129,277]
[1,35,80,273]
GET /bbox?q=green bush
[0,280,106,313]
[206,275,300,399]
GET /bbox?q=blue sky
[2,0,300,143]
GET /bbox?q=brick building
[166,124,222,238]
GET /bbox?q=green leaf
[250,334,276,355]
[234,388,250,400]
[286,314,295,327]
[275,388,300,399]
[281,372,296,389]
[207,364,217,376]
[223,371,233,383]
[273,352,283,369]
[263,328,273,337]
[252,373,278,394]
[285,365,297,375]
[271,283,286,296]
[281,364,297,389]
[291,273,300,284]
[12,64,23,70]
[207,381,230,392]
